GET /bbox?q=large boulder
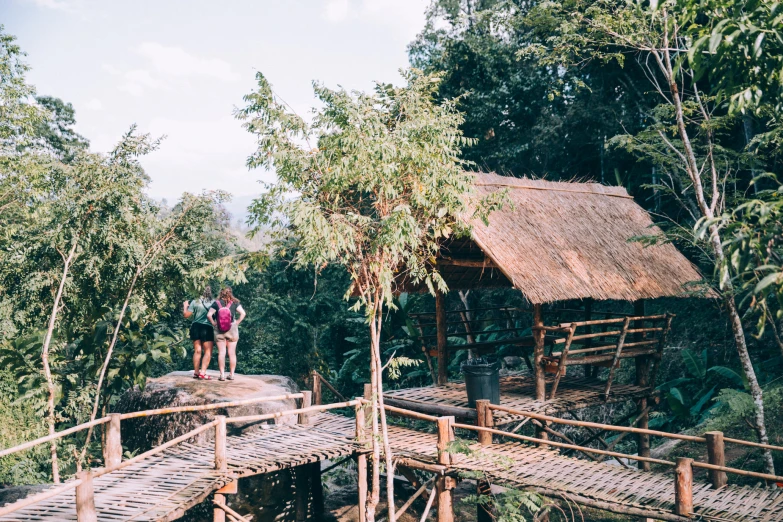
[114,371,301,451]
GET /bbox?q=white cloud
[107,42,240,97]
[323,0,427,41]
[135,42,240,83]
[325,0,351,22]
[84,98,103,111]
[21,0,73,11]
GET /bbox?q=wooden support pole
[310,461,324,515]
[103,413,122,469]
[436,417,455,522]
[75,471,97,522]
[435,289,448,386]
[214,415,227,522]
[533,304,546,401]
[476,479,494,522]
[475,400,493,446]
[633,301,651,472]
[674,457,694,517]
[356,401,367,522]
[364,383,373,401]
[298,391,312,425]
[583,298,593,378]
[295,464,310,522]
[705,431,727,489]
[312,371,322,406]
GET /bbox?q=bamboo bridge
[1,389,783,522]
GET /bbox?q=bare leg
[199,341,213,374]
[192,340,202,375]
[217,340,227,378]
[227,341,238,377]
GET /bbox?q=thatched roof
[434,173,710,303]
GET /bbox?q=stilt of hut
[633,300,651,471]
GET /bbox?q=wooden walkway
[0,422,358,521]
[385,374,650,424]
[2,405,783,521]
[316,413,783,522]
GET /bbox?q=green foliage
[655,349,746,427]
[682,0,783,115]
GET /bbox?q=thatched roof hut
[435,172,709,303]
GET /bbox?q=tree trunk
[41,239,79,483]
[80,268,141,464]
[370,304,395,522]
[656,15,774,475]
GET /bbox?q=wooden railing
[475,402,783,517]
[0,392,362,521]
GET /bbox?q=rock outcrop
[114,371,301,451]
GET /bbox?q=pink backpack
[216,300,233,332]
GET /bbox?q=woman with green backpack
[207,286,247,381]
[183,286,215,380]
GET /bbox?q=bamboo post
[533,304,546,401]
[364,383,373,401]
[633,304,652,472]
[674,457,694,517]
[103,413,122,469]
[214,415,227,522]
[298,391,312,425]
[705,431,727,489]
[355,401,367,522]
[295,464,310,522]
[310,461,324,515]
[312,371,322,406]
[436,416,454,522]
[475,400,493,446]
[583,298,593,378]
[602,317,630,399]
[549,324,576,399]
[435,289,448,386]
[75,471,97,522]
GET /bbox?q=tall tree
[238,69,501,522]
[524,0,777,474]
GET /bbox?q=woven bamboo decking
[315,413,783,522]
[385,373,649,425]
[0,422,358,521]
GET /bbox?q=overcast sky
[3,0,428,218]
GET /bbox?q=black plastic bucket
[461,358,501,408]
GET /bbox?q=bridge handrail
[0,393,306,460]
[452,421,783,484]
[488,403,783,453]
[0,419,221,517]
[0,398,357,518]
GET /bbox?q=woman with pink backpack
[207,286,247,381]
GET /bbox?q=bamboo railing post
[355,401,369,522]
[435,289,449,386]
[103,413,122,469]
[311,371,322,406]
[363,383,373,401]
[582,298,593,378]
[602,317,631,399]
[533,304,546,401]
[549,324,576,399]
[214,415,227,522]
[355,400,368,522]
[298,391,312,425]
[475,400,493,446]
[436,416,455,522]
[674,457,694,517]
[706,431,728,489]
[75,471,97,522]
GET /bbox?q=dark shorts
[189,323,214,343]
